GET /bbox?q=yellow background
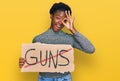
[0,0,120,81]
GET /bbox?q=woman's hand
[62,11,76,34]
[19,57,26,68]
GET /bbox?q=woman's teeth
[57,25,61,28]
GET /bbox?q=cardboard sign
[21,43,74,73]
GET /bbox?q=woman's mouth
[55,24,62,30]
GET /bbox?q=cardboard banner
[21,43,74,73]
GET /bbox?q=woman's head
[50,2,72,32]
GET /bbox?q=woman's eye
[56,17,60,19]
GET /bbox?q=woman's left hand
[62,11,76,34]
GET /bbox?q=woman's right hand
[19,57,26,68]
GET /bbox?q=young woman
[19,2,95,81]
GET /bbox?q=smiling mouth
[55,24,62,30]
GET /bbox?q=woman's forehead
[54,10,66,17]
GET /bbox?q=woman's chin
[54,29,60,32]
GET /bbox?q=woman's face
[50,10,66,32]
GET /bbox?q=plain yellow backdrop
[0,0,120,81]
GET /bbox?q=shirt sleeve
[32,36,39,43]
[72,31,95,54]
[32,37,36,43]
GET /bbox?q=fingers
[62,18,68,25]
[65,11,68,18]
[19,63,25,68]
[61,19,66,26]
[68,11,71,16]
[62,10,74,29]
[19,57,26,68]
[63,18,68,22]
[65,10,71,18]
[19,57,25,62]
